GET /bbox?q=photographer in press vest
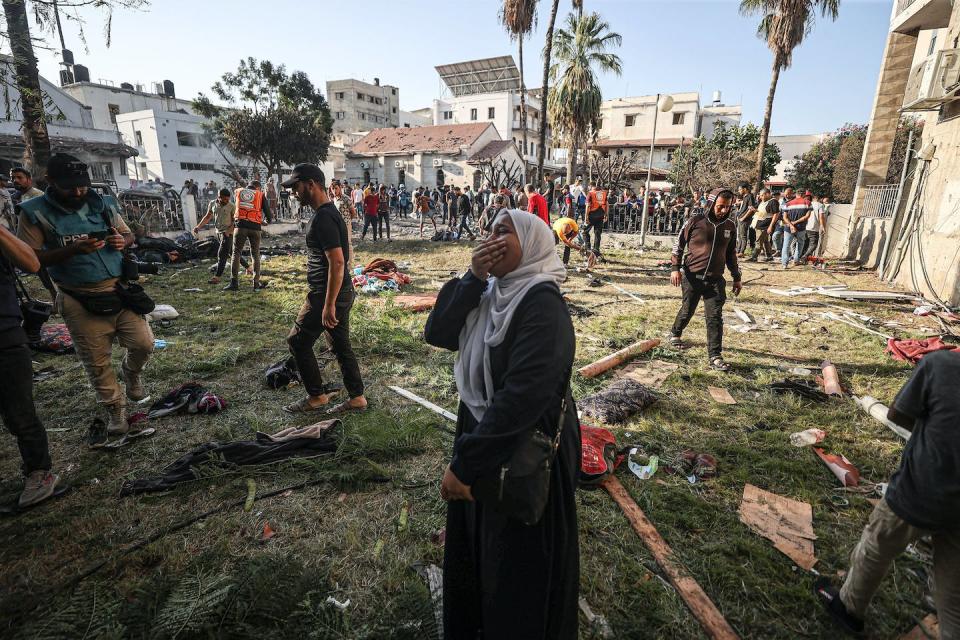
[17,154,155,436]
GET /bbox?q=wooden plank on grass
[900,614,939,639]
[578,339,660,378]
[602,475,740,640]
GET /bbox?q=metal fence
[859,185,899,220]
[120,197,186,234]
[575,203,688,235]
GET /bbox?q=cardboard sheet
[739,484,817,570]
[707,386,737,405]
[617,359,680,388]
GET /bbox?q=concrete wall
[61,82,195,131]
[327,79,399,133]
[821,203,854,257]
[600,93,701,142]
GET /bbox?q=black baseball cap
[281,164,325,188]
[47,153,92,189]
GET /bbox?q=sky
[21,0,893,136]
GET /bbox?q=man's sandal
[325,400,369,416]
[710,357,731,372]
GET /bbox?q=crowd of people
[2,155,954,640]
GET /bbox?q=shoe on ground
[122,367,146,401]
[223,280,239,291]
[208,276,221,284]
[86,418,108,448]
[107,405,129,435]
[710,357,731,372]
[253,281,270,291]
[814,577,865,637]
[669,335,684,349]
[19,470,59,507]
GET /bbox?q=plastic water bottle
[790,428,826,447]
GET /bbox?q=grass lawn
[0,221,940,639]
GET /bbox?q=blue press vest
[19,190,124,287]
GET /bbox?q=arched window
[436,168,445,186]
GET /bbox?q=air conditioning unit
[359,161,369,169]
[394,160,403,168]
[903,48,960,111]
[432,159,443,168]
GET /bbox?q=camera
[121,252,160,281]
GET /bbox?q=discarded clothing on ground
[431,230,458,242]
[885,337,960,365]
[257,419,340,443]
[579,424,623,487]
[565,300,594,318]
[768,378,830,403]
[739,483,817,570]
[579,379,658,424]
[30,323,74,354]
[361,258,412,287]
[265,356,301,389]
[119,425,339,495]
[147,382,227,419]
[353,275,401,294]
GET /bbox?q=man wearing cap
[16,153,154,434]
[224,180,271,291]
[281,164,367,415]
[668,187,742,372]
[193,188,249,285]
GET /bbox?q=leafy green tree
[547,11,622,184]
[668,122,781,195]
[740,0,840,190]
[193,58,333,188]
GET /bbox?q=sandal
[325,400,369,416]
[710,357,731,372]
[669,335,684,349]
[282,395,336,414]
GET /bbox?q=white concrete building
[61,79,194,131]
[767,133,832,188]
[399,110,430,128]
[0,57,135,187]
[345,123,523,190]
[428,56,562,171]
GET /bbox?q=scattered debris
[32,366,61,383]
[145,304,179,322]
[608,281,644,304]
[820,361,843,396]
[580,380,658,424]
[578,597,614,639]
[183,287,203,293]
[261,522,275,541]
[603,476,740,640]
[852,395,911,440]
[373,539,384,559]
[813,448,861,487]
[768,379,830,403]
[616,359,679,388]
[732,307,754,324]
[578,339,660,378]
[388,385,457,422]
[886,337,960,364]
[153,339,168,350]
[790,429,827,447]
[627,449,659,480]
[397,501,410,533]
[244,479,256,512]
[707,386,736,405]
[818,289,918,302]
[680,451,718,481]
[324,596,350,611]
[739,484,817,570]
[580,425,621,486]
[412,562,444,637]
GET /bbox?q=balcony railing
[860,185,900,220]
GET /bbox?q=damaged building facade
[344,122,523,190]
[0,56,136,187]
[847,0,960,305]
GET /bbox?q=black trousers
[670,268,726,360]
[361,214,379,240]
[287,290,364,399]
[582,209,605,255]
[456,212,474,239]
[215,231,248,277]
[377,210,391,240]
[0,344,50,474]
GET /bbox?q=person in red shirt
[526,183,549,226]
[361,187,379,241]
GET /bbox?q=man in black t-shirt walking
[815,350,960,638]
[281,164,367,415]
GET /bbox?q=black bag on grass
[265,356,300,389]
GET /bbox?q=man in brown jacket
[668,188,742,371]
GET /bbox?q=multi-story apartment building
[326,78,400,134]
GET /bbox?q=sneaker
[814,577,865,637]
[122,366,146,401]
[223,280,239,291]
[107,404,129,435]
[19,470,59,507]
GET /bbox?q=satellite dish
[658,95,675,112]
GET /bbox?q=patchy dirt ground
[0,219,945,639]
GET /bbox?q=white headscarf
[454,210,566,421]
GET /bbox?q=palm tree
[499,0,537,183]
[548,11,622,184]
[740,0,840,190]
[535,0,560,185]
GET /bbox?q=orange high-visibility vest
[235,188,264,224]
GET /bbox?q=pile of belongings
[30,323,74,354]
[579,424,623,486]
[768,378,830,403]
[119,420,341,495]
[431,230,458,242]
[147,381,227,418]
[579,380,658,424]
[133,235,189,264]
[353,258,412,294]
[886,337,960,365]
